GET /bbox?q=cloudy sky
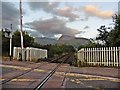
[1,0,119,39]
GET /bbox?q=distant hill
[59,35,74,41]
[57,35,91,48]
[35,37,57,45]
[35,35,91,48]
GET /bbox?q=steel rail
[1,54,67,85]
[61,54,72,86]
[34,54,70,90]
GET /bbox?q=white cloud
[54,6,79,21]
[83,5,114,19]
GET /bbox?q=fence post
[86,48,88,63]
[83,48,85,62]
[95,48,98,65]
[110,47,112,66]
[103,47,107,66]
[106,47,109,66]
[118,47,120,66]
[116,47,118,67]
[90,48,92,66]
[93,48,95,66]
[88,48,89,65]
[101,47,103,66]
[113,47,115,66]
[96,48,100,65]
[90,48,93,65]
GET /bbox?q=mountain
[35,37,57,45]
[35,35,91,48]
[59,35,74,41]
[57,35,91,48]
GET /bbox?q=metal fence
[13,47,47,61]
[77,47,120,67]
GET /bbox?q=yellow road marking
[0,78,5,80]
[0,64,30,70]
[33,69,46,72]
[1,64,120,83]
[70,79,81,84]
[66,73,120,83]
[11,78,35,82]
[109,79,120,82]
[55,71,65,75]
[0,64,46,72]
[0,78,36,82]
[78,78,106,81]
[71,79,75,82]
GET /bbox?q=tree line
[1,30,75,57]
[78,14,120,50]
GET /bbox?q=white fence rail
[13,47,47,61]
[77,47,120,67]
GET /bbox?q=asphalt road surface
[1,60,120,89]
[65,73,119,89]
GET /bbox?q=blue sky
[2,0,119,39]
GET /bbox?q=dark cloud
[83,26,89,29]
[25,17,81,37]
[2,2,19,30]
[27,1,59,13]
[24,29,44,37]
[27,2,79,21]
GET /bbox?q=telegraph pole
[20,0,24,60]
[10,24,12,61]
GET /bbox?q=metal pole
[20,0,24,61]
[10,24,12,61]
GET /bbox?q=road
[0,58,120,89]
[66,69,120,89]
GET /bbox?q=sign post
[3,24,12,61]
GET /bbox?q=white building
[13,47,47,61]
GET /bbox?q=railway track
[34,54,71,90]
[1,54,72,88]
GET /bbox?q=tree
[46,44,75,58]
[95,14,120,47]
[13,30,35,47]
[12,30,21,47]
[23,32,34,47]
[2,30,35,56]
[78,42,102,50]
[108,14,120,46]
[1,30,10,55]
[96,25,110,46]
